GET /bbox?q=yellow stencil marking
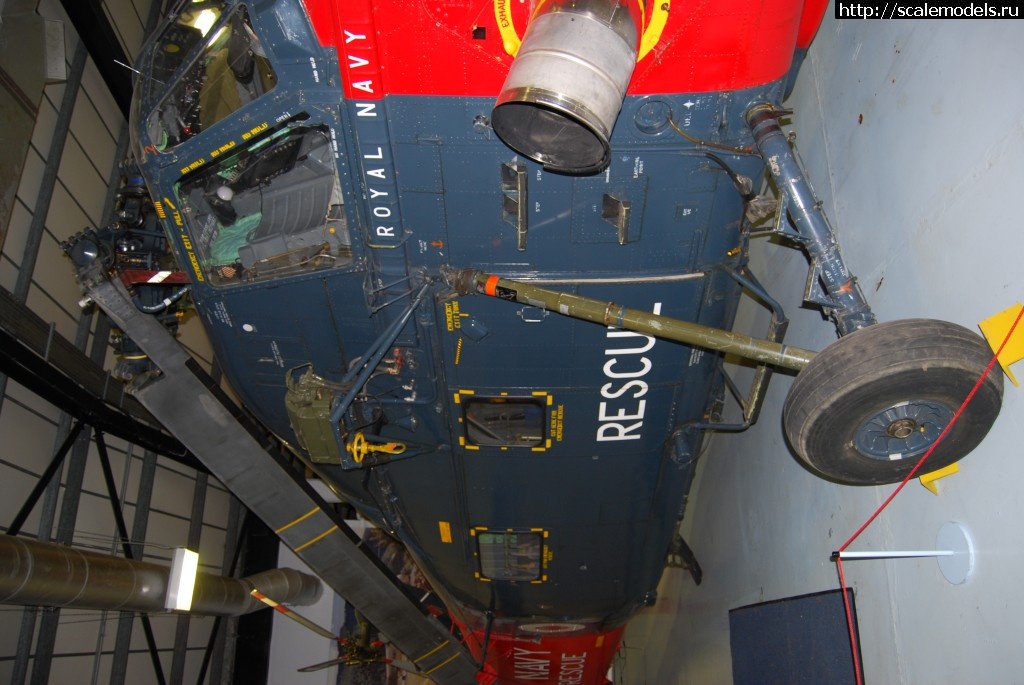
[424,652,461,675]
[494,0,522,55]
[294,525,338,552]
[495,0,668,61]
[413,640,450,664]
[639,1,669,61]
[275,507,319,534]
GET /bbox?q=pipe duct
[491,0,641,175]
[0,534,322,615]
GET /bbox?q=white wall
[626,12,1024,685]
[0,0,233,682]
[267,547,343,684]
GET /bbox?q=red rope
[834,305,1023,685]
[835,559,861,685]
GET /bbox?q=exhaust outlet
[491,0,641,175]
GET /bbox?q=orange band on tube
[484,275,500,297]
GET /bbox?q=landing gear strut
[748,104,1002,484]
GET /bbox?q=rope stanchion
[833,305,1023,685]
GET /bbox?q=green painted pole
[462,270,816,371]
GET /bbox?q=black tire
[783,318,1003,485]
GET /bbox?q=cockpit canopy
[131,2,276,155]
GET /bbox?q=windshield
[143,3,277,150]
[149,1,224,82]
[175,124,352,285]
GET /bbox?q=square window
[463,397,545,447]
[477,531,544,581]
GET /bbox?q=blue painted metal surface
[109,0,813,679]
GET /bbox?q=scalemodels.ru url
[835,2,1021,18]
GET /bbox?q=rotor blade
[297,656,348,673]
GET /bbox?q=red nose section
[304,0,827,98]
[468,626,625,685]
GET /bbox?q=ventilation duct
[491,0,641,175]
[0,534,322,615]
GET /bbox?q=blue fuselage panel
[130,5,781,628]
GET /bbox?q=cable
[704,152,757,203]
[133,286,191,313]
[667,117,755,155]
[835,558,861,685]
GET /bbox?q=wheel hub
[886,418,917,439]
[854,400,955,461]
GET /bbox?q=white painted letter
[602,357,652,379]
[597,422,642,441]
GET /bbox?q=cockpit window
[150,1,224,82]
[475,530,546,582]
[175,124,352,285]
[147,4,277,150]
[463,397,546,447]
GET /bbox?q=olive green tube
[472,272,815,371]
[0,534,322,615]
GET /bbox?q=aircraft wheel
[783,319,1003,485]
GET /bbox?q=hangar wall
[625,12,1024,685]
[3,3,1021,685]
[0,1,242,683]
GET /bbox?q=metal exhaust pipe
[0,534,322,615]
[491,0,641,175]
